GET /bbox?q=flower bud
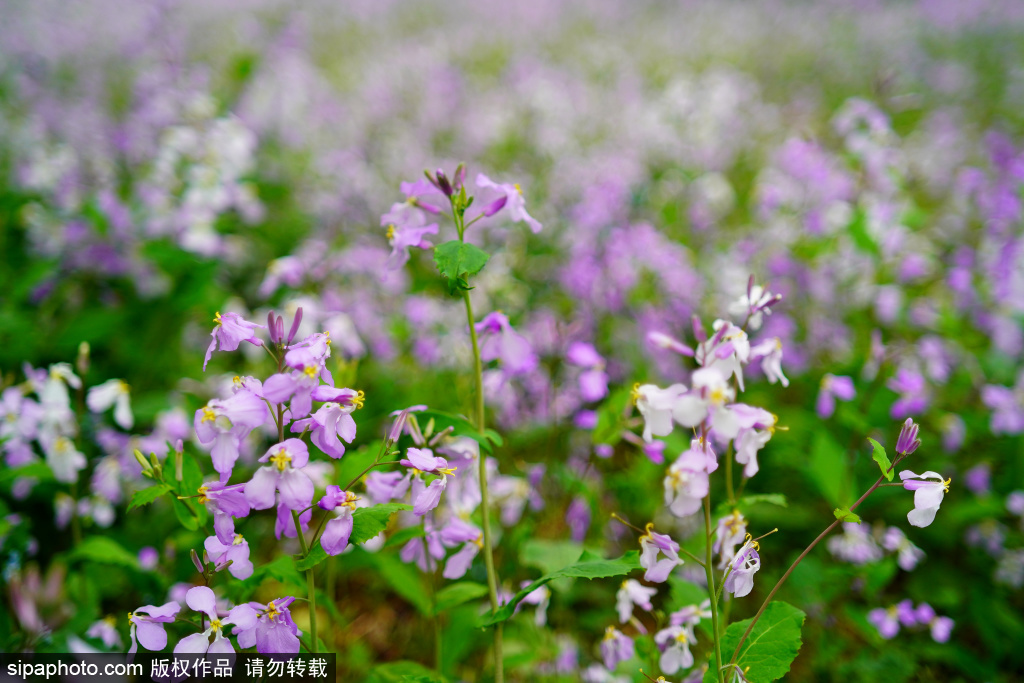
[482,195,508,217]
[76,341,90,376]
[895,418,922,456]
[435,169,453,197]
[133,449,154,478]
[190,548,204,575]
[453,163,467,191]
[691,315,707,343]
[287,307,303,345]
[267,312,280,343]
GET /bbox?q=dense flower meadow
[2,1,1024,681]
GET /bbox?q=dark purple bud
[483,195,508,217]
[190,548,204,574]
[747,274,755,301]
[453,163,467,191]
[214,559,234,572]
[435,169,453,197]
[267,312,280,343]
[417,201,443,215]
[287,307,303,345]
[895,418,922,455]
[691,315,707,342]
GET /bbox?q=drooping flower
[127,602,179,659]
[730,404,777,478]
[639,524,684,583]
[204,312,264,371]
[600,626,634,671]
[815,374,855,419]
[86,379,133,429]
[245,439,314,512]
[724,540,760,598]
[439,517,483,580]
[900,470,950,527]
[616,579,656,624]
[42,436,86,484]
[234,597,302,654]
[204,532,254,580]
[194,389,269,481]
[475,173,542,233]
[694,320,750,391]
[174,586,256,655]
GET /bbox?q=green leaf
[433,581,489,614]
[295,503,411,572]
[478,550,640,627]
[867,437,894,482]
[366,661,448,683]
[833,506,862,524]
[172,497,199,531]
[70,537,140,570]
[738,494,788,508]
[385,525,426,548]
[433,240,490,293]
[706,602,806,683]
[808,430,850,507]
[0,462,55,484]
[520,539,583,593]
[127,484,172,511]
[415,409,494,453]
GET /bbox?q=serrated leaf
[71,537,140,570]
[433,581,489,614]
[705,602,806,683]
[127,484,172,512]
[433,240,490,293]
[478,550,640,627]
[295,503,411,572]
[833,506,862,524]
[867,437,894,482]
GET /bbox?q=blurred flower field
[2,0,1024,681]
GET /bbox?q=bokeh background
[2,0,1024,680]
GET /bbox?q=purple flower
[198,482,251,546]
[245,440,314,512]
[127,602,179,658]
[205,533,254,580]
[194,390,269,481]
[730,404,776,478]
[86,617,122,649]
[664,440,710,517]
[896,599,918,627]
[204,312,264,371]
[724,541,760,598]
[400,448,458,516]
[964,463,991,496]
[401,521,445,572]
[365,470,412,505]
[654,624,695,674]
[566,342,609,402]
[566,495,591,542]
[749,337,789,388]
[881,527,925,571]
[727,280,781,331]
[234,597,302,654]
[174,586,256,655]
[647,331,695,357]
[275,500,311,540]
[290,387,362,458]
[476,312,538,376]
[929,615,954,643]
[900,470,950,527]
[827,522,883,565]
[816,374,856,418]
[439,517,483,579]
[138,547,159,571]
[714,510,747,569]
[320,489,358,556]
[600,626,634,671]
[940,414,966,453]
[981,377,1024,435]
[887,369,929,419]
[639,525,683,583]
[475,173,542,233]
[616,579,656,623]
[385,222,440,270]
[868,606,900,639]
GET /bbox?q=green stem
[293,511,319,654]
[727,472,888,667]
[724,442,735,504]
[704,494,725,683]
[462,287,503,683]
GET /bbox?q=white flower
[87,379,133,430]
[633,383,687,442]
[673,367,740,439]
[664,440,710,517]
[899,470,950,528]
[615,579,656,623]
[654,624,695,674]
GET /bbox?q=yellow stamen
[265,602,281,620]
[232,533,244,546]
[104,615,116,627]
[630,382,642,405]
[943,477,951,493]
[210,618,222,632]
[269,449,292,471]
[350,390,366,410]
[127,612,135,624]
[603,626,617,641]
[201,407,217,423]
[639,522,655,544]
[214,311,222,325]
[303,366,318,378]
[386,224,396,241]
[197,484,209,504]
[514,183,522,196]
[438,466,458,477]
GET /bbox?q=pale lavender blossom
[639,525,684,583]
[714,510,748,569]
[633,383,687,442]
[827,522,883,565]
[654,624,695,674]
[194,390,269,481]
[981,377,1024,435]
[174,586,256,655]
[566,495,591,542]
[198,482,251,546]
[600,626,634,671]
[234,597,302,654]
[476,312,538,375]
[86,617,122,649]
[440,518,483,580]
[320,488,358,556]
[475,173,542,233]
[724,541,760,598]
[881,527,925,570]
[887,369,930,418]
[867,606,900,639]
[664,439,710,517]
[291,386,362,458]
[616,579,656,624]
[964,463,991,495]
[127,601,180,658]
[566,342,609,402]
[749,337,789,387]
[204,532,254,580]
[245,439,315,512]
[204,312,264,371]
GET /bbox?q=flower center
[630,382,642,405]
[386,224,396,242]
[201,407,217,423]
[438,466,458,477]
[265,602,281,620]
[350,390,365,410]
[232,533,244,546]
[210,618,222,632]
[197,484,209,504]
[304,366,318,378]
[270,450,292,471]
[213,311,222,325]
[943,477,951,493]
[603,626,617,641]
